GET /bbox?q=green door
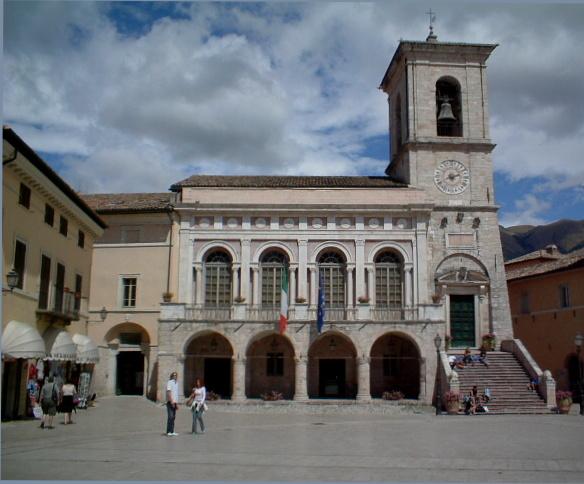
[450,295,475,347]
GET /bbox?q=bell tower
[379,35,497,206]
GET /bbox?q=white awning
[1,320,46,359]
[43,327,77,361]
[72,334,100,363]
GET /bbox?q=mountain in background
[500,219,584,261]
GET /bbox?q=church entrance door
[319,359,346,398]
[450,294,475,347]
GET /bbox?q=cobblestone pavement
[2,396,583,482]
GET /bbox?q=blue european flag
[317,271,325,333]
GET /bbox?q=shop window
[266,352,284,376]
[44,204,54,226]
[13,240,27,289]
[59,216,68,237]
[18,183,31,209]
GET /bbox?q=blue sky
[4,1,584,227]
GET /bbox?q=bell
[437,101,456,122]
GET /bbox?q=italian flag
[279,266,289,334]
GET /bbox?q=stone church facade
[85,35,514,404]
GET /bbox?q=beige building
[2,127,105,419]
[506,246,584,394]
[84,34,523,405]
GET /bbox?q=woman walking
[60,379,77,424]
[188,378,206,435]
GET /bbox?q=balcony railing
[302,308,357,321]
[185,306,232,321]
[371,307,419,321]
[247,307,280,321]
[37,285,79,322]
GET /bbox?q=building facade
[2,127,105,419]
[506,246,584,395]
[84,35,515,405]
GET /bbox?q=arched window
[436,78,462,137]
[260,251,287,307]
[204,251,231,307]
[375,251,403,308]
[318,251,346,308]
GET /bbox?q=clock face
[434,160,470,195]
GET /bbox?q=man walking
[166,371,179,436]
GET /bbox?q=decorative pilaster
[194,265,203,306]
[356,355,371,401]
[240,239,251,302]
[232,355,246,401]
[251,266,259,306]
[404,263,413,308]
[346,264,354,307]
[178,229,194,303]
[367,265,375,306]
[289,264,297,305]
[309,266,317,307]
[293,354,308,401]
[298,240,308,300]
[232,264,240,301]
[355,239,366,297]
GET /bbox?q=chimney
[544,244,559,256]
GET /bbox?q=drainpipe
[164,203,175,294]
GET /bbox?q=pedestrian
[188,378,206,435]
[60,379,77,424]
[478,347,489,367]
[165,371,179,436]
[463,347,472,365]
[39,376,58,429]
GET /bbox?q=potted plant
[261,390,284,401]
[445,335,452,351]
[162,291,173,303]
[234,296,246,303]
[382,390,404,401]
[295,297,307,304]
[481,333,496,351]
[444,391,460,414]
[357,296,370,304]
[206,390,221,401]
[556,390,573,414]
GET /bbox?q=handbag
[33,405,43,419]
[186,395,194,408]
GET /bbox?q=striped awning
[1,320,46,359]
[72,334,100,363]
[43,327,77,361]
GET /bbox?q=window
[260,251,287,307]
[266,352,284,376]
[436,77,462,137]
[204,251,232,307]
[38,255,51,309]
[13,240,27,289]
[375,251,403,308]
[121,227,140,243]
[78,230,85,248]
[55,263,65,312]
[122,277,137,308]
[44,204,55,226]
[560,285,571,308]
[120,332,141,345]
[520,292,530,314]
[74,274,82,311]
[18,183,31,209]
[318,251,346,308]
[59,216,68,237]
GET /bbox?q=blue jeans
[191,405,205,433]
[166,402,176,434]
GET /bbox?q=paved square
[2,396,583,482]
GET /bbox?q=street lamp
[2,269,19,293]
[434,333,442,416]
[99,306,108,322]
[575,333,584,416]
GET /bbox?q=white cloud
[499,194,552,228]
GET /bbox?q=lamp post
[575,333,584,416]
[434,333,442,416]
[2,269,19,293]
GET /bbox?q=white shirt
[193,386,206,403]
[166,379,178,403]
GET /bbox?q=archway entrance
[308,333,356,399]
[370,333,420,399]
[116,352,144,395]
[184,333,233,399]
[246,333,295,399]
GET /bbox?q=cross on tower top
[426,9,437,42]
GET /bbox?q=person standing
[166,371,179,436]
[189,378,206,435]
[39,376,58,429]
[60,379,77,424]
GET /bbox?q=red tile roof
[81,193,172,213]
[505,248,584,281]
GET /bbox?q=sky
[3,1,584,227]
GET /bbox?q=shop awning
[1,320,46,359]
[43,327,77,361]
[72,334,100,363]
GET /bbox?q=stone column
[194,265,203,306]
[289,265,297,305]
[251,266,259,306]
[346,264,354,307]
[232,264,240,301]
[232,355,246,402]
[367,266,375,306]
[309,266,317,307]
[240,239,251,302]
[178,229,194,303]
[356,355,371,401]
[404,263,413,308]
[298,240,308,300]
[293,354,308,401]
[355,239,365,297]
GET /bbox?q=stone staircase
[453,351,550,414]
